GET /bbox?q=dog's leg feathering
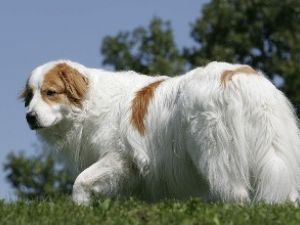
[72,153,133,205]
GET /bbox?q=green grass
[1,198,300,225]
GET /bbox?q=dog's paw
[232,186,250,203]
[72,190,91,206]
[133,153,150,175]
[288,190,299,207]
[72,179,91,206]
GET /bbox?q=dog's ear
[19,86,28,101]
[58,64,89,107]
[19,80,32,107]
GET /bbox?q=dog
[21,60,300,205]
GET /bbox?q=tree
[101,17,186,75]
[4,152,73,200]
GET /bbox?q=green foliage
[3,152,73,200]
[188,0,300,69]
[101,17,186,75]
[1,198,300,225]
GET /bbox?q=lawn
[1,198,300,225]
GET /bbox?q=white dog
[21,60,300,205]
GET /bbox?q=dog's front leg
[72,153,129,205]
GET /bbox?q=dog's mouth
[28,121,44,130]
[26,116,44,130]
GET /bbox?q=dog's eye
[46,90,57,96]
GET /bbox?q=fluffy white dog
[21,60,300,205]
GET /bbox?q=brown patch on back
[221,66,257,87]
[41,63,89,107]
[131,80,164,135]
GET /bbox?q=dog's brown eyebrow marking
[131,80,164,136]
[221,66,257,87]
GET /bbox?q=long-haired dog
[21,60,300,205]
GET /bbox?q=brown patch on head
[41,63,89,107]
[131,80,164,135]
[221,66,257,87]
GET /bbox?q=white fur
[26,60,300,205]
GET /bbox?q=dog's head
[20,61,89,130]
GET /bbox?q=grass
[1,198,300,225]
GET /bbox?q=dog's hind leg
[252,147,299,203]
[185,103,251,203]
[250,93,300,204]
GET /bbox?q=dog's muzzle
[26,111,41,130]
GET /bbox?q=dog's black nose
[26,111,37,123]
[26,111,38,129]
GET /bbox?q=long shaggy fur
[23,60,300,204]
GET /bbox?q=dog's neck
[39,123,96,176]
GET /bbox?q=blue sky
[0,0,209,200]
